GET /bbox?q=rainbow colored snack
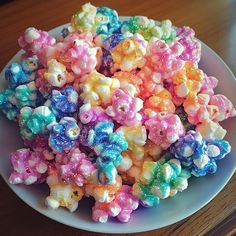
[0,2,235,224]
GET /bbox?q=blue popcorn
[5,56,39,88]
[207,139,231,160]
[49,117,80,153]
[87,121,128,184]
[46,86,79,119]
[15,81,38,109]
[0,81,43,121]
[0,89,18,120]
[96,7,120,36]
[170,130,231,177]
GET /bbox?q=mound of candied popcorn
[1,3,235,223]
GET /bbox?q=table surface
[0,0,235,235]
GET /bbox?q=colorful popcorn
[132,159,191,206]
[92,185,139,223]
[170,131,231,176]
[145,113,185,149]
[106,89,143,126]
[48,117,80,153]
[112,34,147,72]
[5,56,39,88]
[9,148,48,185]
[2,2,235,224]
[46,172,84,212]
[80,71,120,107]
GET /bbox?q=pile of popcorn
[0,3,235,223]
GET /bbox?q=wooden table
[0,0,235,235]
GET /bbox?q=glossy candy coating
[80,71,120,107]
[145,113,185,149]
[46,173,84,212]
[48,117,80,153]
[170,130,231,176]
[19,106,56,140]
[132,159,190,207]
[92,185,139,223]
[59,148,96,186]
[106,89,143,126]
[5,56,39,88]
[87,121,128,184]
[112,34,147,72]
[46,86,79,119]
[9,148,48,185]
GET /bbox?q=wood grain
[0,0,235,235]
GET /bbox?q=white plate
[0,19,236,234]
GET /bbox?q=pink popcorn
[59,38,99,76]
[9,148,48,185]
[183,93,211,125]
[79,103,111,124]
[146,39,184,80]
[145,113,185,149]
[200,74,218,96]
[59,148,96,187]
[106,89,143,126]
[177,26,201,64]
[209,94,236,122]
[92,185,139,223]
[18,27,56,56]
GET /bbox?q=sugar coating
[145,113,185,149]
[92,185,139,223]
[106,89,143,126]
[59,148,96,187]
[170,130,231,176]
[132,159,191,207]
[19,106,56,140]
[18,27,56,56]
[5,56,39,88]
[112,34,147,72]
[80,71,120,107]
[79,103,111,124]
[9,148,48,185]
[176,26,201,64]
[48,117,80,153]
[45,86,79,119]
[46,173,84,212]
[87,121,128,184]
